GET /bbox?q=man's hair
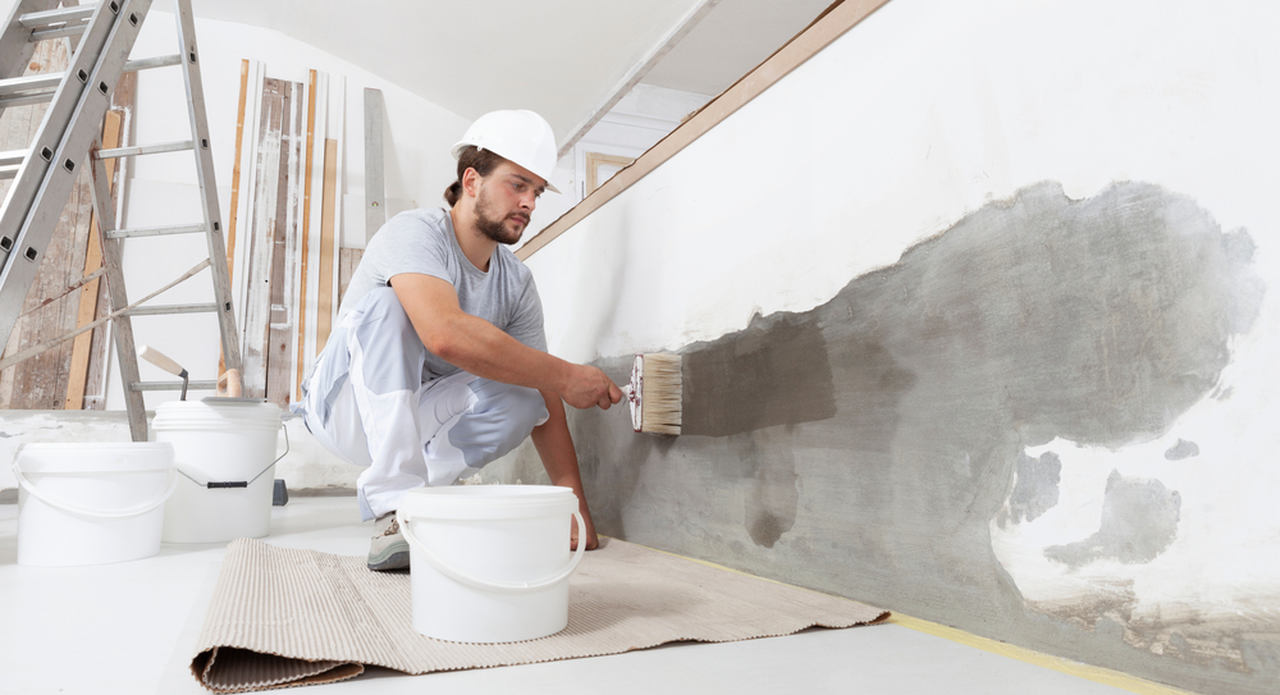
[444,146,506,206]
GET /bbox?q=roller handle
[217,368,243,398]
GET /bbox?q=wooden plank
[363,87,385,242]
[293,68,317,402]
[82,70,136,410]
[338,247,362,307]
[316,138,338,348]
[63,109,124,409]
[264,79,299,407]
[242,77,288,399]
[232,61,264,361]
[515,0,891,261]
[216,58,251,377]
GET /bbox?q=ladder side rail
[0,0,124,274]
[173,0,241,372]
[87,142,147,441]
[0,0,152,350]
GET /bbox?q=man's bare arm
[390,273,620,409]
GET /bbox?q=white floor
[0,496,1138,695]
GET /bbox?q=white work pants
[296,287,548,519]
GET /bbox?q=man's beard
[474,187,526,245]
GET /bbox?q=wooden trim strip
[225,59,250,285]
[516,0,891,261]
[316,138,338,348]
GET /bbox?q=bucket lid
[152,399,282,429]
[398,485,578,521]
[16,442,174,474]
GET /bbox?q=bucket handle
[10,444,179,520]
[176,420,290,489]
[398,509,587,594]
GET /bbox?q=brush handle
[139,344,186,377]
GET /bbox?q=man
[296,109,621,570]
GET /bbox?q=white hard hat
[451,109,560,193]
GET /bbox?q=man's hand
[570,511,599,551]
[561,364,622,410]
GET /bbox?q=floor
[0,496,1162,695]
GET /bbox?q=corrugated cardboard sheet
[192,537,888,692]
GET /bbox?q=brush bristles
[639,353,682,435]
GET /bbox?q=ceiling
[188,0,836,149]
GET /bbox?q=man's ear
[461,167,482,198]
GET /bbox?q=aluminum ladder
[0,0,242,441]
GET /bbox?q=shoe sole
[367,541,410,571]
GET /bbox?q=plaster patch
[1045,471,1182,569]
[736,433,799,548]
[1002,451,1062,526]
[1164,439,1201,461]
[682,311,837,437]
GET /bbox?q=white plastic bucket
[13,442,176,567]
[151,400,284,543]
[397,485,586,643]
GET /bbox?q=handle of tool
[217,368,244,398]
[139,344,186,377]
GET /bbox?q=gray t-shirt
[341,207,546,379]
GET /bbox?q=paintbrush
[620,353,682,435]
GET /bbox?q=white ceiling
[189,0,837,148]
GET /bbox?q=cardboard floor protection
[191,537,889,692]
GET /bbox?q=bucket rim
[398,484,578,520]
[15,442,174,474]
[153,400,282,420]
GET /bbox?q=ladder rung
[0,56,185,107]
[0,150,25,167]
[0,72,64,97]
[106,223,208,239]
[30,24,91,41]
[96,140,194,159]
[125,303,218,317]
[18,5,98,30]
[123,54,183,72]
[22,4,98,41]
[130,380,219,393]
[0,164,19,180]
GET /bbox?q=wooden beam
[516,0,891,261]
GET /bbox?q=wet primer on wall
[485,0,1280,692]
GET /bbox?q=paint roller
[620,353,683,435]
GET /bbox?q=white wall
[103,11,470,411]
[516,0,1279,687]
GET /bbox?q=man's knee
[450,381,548,467]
